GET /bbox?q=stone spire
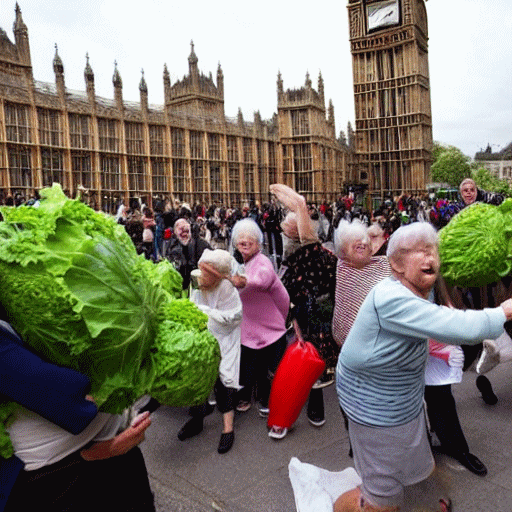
[84,53,95,106]
[277,70,283,99]
[53,44,64,75]
[188,40,199,86]
[53,44,65,99]
[112,61,123,111]
[140,69,148,113]
[318,71,325,105]
[112,60,122,88]
[217,62,224,98]
[84,53,94,82]
[163,63,171,103]
[13,3,31,65]
[139,68,148,93]
[13,3,27,33]
[305,71,312,89]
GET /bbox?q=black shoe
[203,402,215,416]
[452,452,488,476]
[476,375,498,405]
[177,417,204,441]
[218,432,234,454]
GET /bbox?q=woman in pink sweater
[230,219,290,418]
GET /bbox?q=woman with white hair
[332,219,391,349]
[230,218,290,420]
[270,184,338,437]
[176,249,243,454]
[334,222,512,512]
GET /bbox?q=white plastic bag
[477,330,512,374]
[288,457,361,512]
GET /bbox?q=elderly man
[164,218,211,290]
[455,178,505,406]
[459,178,504,207]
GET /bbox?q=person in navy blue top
[0,309,155,511]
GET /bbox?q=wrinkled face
[344,239,372,268]
[460,182,477,205]
[175,220,191,245]
[236,235,260,262]
[394,243,440,298]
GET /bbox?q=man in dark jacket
[164,218,211,290]
[459,178,504,208]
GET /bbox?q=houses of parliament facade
[0,5,351,212]
[0,2,433,212]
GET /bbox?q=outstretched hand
[501,298,512,321]
[80,411,151,461]
[270,183,306,212]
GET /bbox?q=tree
[471,166,511,197]
[430,143,471,187]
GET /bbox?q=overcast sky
[2,0,511,158]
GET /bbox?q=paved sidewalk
[141,361,512,512]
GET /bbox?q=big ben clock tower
[347,0,432,204]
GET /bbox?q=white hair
[174,218,190,230]
[334,218,369,257]
[198,249,232,275]
[386,222,438,262]
[367,223,384,237]
[230,218,264,248]
[459,178,476,191]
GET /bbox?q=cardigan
[336,277,506,427]
[238,252,289,349]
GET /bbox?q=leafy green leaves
[0,184,220,458]
[439,200,512,286]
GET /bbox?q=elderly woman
[230,218,290,419]
[269,184,338,438]
[332,219,391,349]
[334,222,512,512]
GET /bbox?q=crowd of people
[1,177,510,512]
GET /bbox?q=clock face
[366,0,400,32]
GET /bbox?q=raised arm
[270,183,318,244]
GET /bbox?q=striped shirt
[336,277,506,427]
[332,256,391,347]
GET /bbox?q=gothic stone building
[0,5,348,212]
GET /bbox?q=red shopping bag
[267,320,326,429]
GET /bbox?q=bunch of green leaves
[439,200,512,286]
[150,320,220,408]
[0,184,220,458]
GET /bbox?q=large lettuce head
[439,199,512,287]
[0,184,217,415]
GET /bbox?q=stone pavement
[141,360,512,512]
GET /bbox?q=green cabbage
[0,184,220,458]
[439,200,512,287]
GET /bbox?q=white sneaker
[268,426,288,439]
[258,406,270,418]
[308,416,326,427]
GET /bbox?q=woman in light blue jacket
[334,222,512,512]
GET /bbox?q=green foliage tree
[471,165,511,197]
[431,143,471,187]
